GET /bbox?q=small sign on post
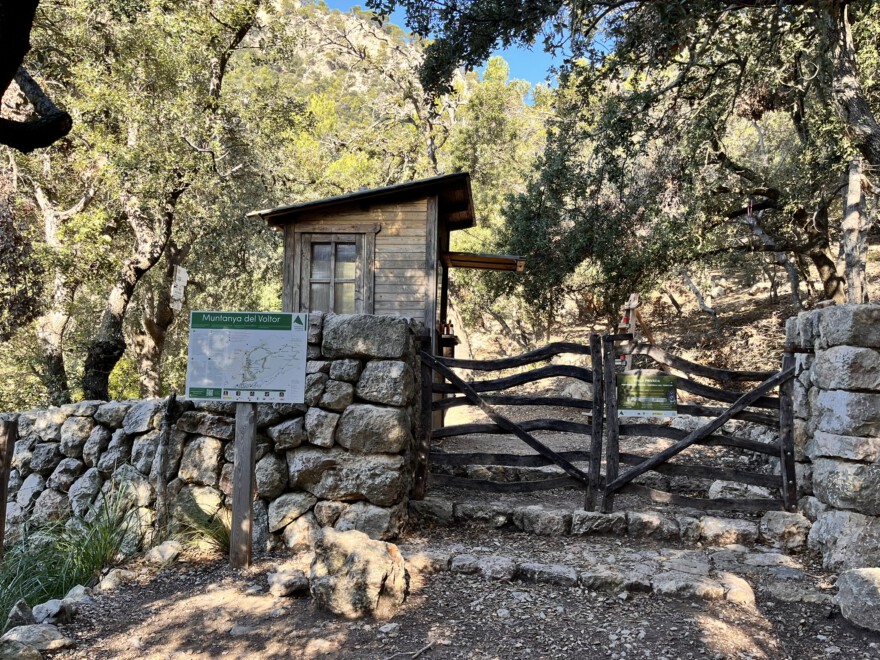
[617,371,678,417]
[185,311,307,568]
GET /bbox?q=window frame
[293,226,377,314]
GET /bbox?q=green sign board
[185,311,308,404]
[617,372,678,417]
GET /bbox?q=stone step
[410,497,812,550]
[399,541,833,606]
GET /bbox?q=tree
[371,0,880,309]
[0,1,72,151]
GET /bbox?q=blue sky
[321,1,559,87]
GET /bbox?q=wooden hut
[248,173,524,348]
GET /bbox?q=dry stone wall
[2,313,424,553]
[786,305,880,570]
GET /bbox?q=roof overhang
[248,172,476,230]
[442,251,526,272]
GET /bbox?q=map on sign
[617,372,678,417]
[185,311,308,404]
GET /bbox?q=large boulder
[760,511,811,549]
[836,568,880,632]
[310,528,409,619]
[287,446,406,506]
[335,405,411,454]
[808,509,880,569]
[355,361,414,406]
[322,315,410,360]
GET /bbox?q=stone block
[760,511,811,549]
[287,446,406,507]
[255,453,288,499]
[59,416,95,457]
[304,408,339,448]
[571,511,627,536]
[46,458,84,492]
[626,511,679,540]
[512,505,571,535]
[329,359,362,382]
[281,511,319,552]
[178,436,222,487]
[82,425,111,468]
[698,516,759,546]
[174,411,234,440]
[267,417,306,450]
[812,345,880,391]
[94,401,132,427]
[122,400,164,434]
[319,380,354,411]
[322,315,411,359]
[335,502,405,540]
[813,457,880,515]
[805,430,880,462]
[814,390,880,437]
[817,304,880,348]
[335,404,411,454]
[268,492,317,532]
[356,360,414,406]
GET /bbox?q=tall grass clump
[175,506,232,555]
[0,487,133,624]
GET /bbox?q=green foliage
[0,488,133,624]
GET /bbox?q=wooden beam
[587,333,604,511]
[230,403,256,569]
[601,336,620,513]
[0,418,18,561]
[778,352,798,511]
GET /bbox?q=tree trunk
[809,250,847,304]
[826,3,880,167]
[842,159,869,303]
[81,190,183,401]
[130,242,189,397]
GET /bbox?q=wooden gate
[413,334,799,514]
[598,335,798,513]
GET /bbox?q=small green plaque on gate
[618,371,677,417]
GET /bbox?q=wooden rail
[431,364,592,395]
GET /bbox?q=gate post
[601,335,621,513]
[412,345,433,500]
[585,334,604,511]
[778,351,798,511]
[1,418,18,561]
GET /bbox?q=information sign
[617,372,677,417]
[185,311,308,403]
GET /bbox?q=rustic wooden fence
[414,333,799,514]
[413,340,600,503]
